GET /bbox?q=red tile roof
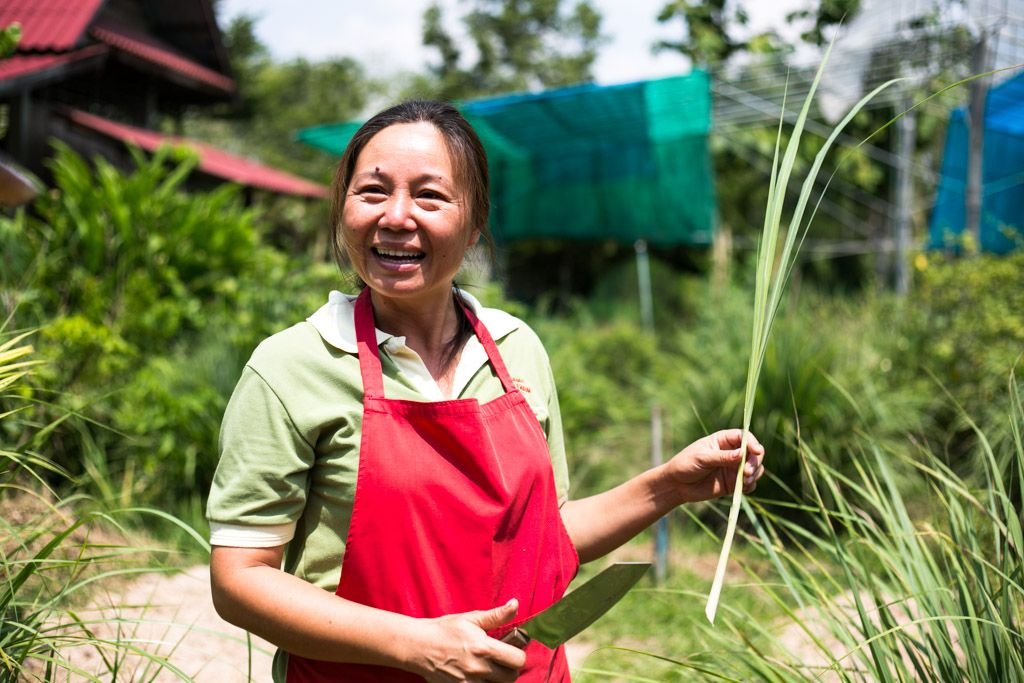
[67,109,328,199]
[91,20,234,94]
[0,44,107,83]
[0,0,104,51]
[0,1,233,94]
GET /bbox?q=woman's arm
[210,546,526,682]
[560,429,764,564]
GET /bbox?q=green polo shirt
[207,290,569,597]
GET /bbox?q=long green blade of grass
[703,33,908,622]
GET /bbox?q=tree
[653,0,780,68]
[652,1,926,290]
[182,15,379,256]
[419,0,605,101]
[786,0,862,46]
[192,14,373,179]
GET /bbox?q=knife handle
[500,627,531,649]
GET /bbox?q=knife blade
[501,562,650,649]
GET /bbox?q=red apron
[287,289,580,682]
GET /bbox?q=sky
[215,0,807,86]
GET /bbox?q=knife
[500,562,650,649]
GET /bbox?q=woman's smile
[371,245,427,269]
[341,121,479,307]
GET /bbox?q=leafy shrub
[534,309,665,496]
[0,144,340,515]
[664,278,930,518]
[890,251,1024,455]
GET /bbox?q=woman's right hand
[406,598,527,682]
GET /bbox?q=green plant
[670,281,933,519]
[533,309,667,497]
[574,365,1023,681]
[896,250,1024,455]
[0,328,216,680]
[0,144,341,516]
[704,36,904,621]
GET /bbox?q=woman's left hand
[665,429,765,504]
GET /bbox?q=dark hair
[329,100,493,270]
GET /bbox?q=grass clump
[0,329,211,681]
[574,366,1024,681]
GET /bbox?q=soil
[61,565,595,682]
[60,565,276,682]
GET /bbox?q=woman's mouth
[372,244,423,268]
[372,246,426,266]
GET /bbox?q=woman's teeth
[373,247,425,262]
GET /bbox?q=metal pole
[966,29,991,250]
[635,239,668,584]
[894,92,916,296]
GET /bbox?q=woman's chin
[363,277,454,305]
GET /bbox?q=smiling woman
[339,123,478,346]
[331,101,491,387]
[206,99,764,683]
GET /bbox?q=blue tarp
[929,71,1024,253]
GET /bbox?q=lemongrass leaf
[707,36,846,624]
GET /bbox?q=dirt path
[67,566,595,681]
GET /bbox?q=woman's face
[341,122,479,308]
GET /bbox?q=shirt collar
[307,289,521,354]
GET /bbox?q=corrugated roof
[0,0,104,51]
[91,20,234,94]
[0,45,107,84]
[67,109,328,199]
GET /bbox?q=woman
[208,100,765,682]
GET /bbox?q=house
[0,0,327,205]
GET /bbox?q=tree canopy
[420,0,605,100]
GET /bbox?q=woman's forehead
[359,123,449,161]
[354,122,467,188]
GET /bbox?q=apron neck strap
[354,289,385,398]
[353,287,517,397]
[457,294,516,394]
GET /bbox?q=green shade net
[297,71,715,247]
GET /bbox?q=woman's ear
[468,227,481,246]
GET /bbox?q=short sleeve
[540,355,569,505]
[207,366,315,534]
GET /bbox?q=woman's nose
[380,192,415,230]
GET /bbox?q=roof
[0,0,104,51]
[0,44,107,85]
[91,20,234,93]
[0,0,233,95]
[67,109,328,199]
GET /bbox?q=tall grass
[576,366,1024,681]
[0,329,213,681]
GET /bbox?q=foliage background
[3,0,1023,678]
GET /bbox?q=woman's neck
[369,288,465,395]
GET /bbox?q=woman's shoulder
[469,301,551,371]
[245,318,355,394]
[248,320,330,366]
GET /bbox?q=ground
[62,565,595,681]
